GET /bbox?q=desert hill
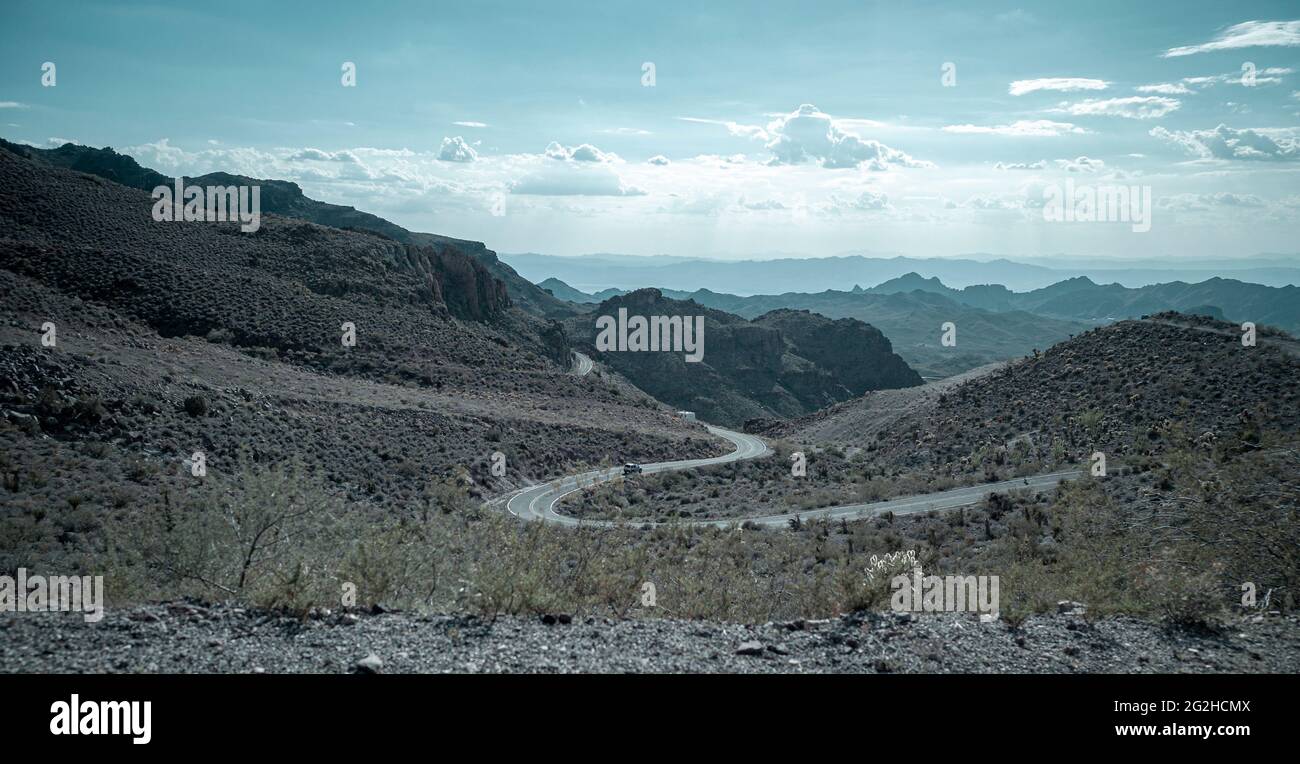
[561,289,921,426]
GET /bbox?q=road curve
[499,422,1079,529]
[570,351,594,376]
[504,424,768,526]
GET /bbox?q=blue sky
[3,0,1299,259]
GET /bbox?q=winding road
[499,422,1081,529]
[570,351,594,376]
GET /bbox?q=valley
[1,139,1297,675]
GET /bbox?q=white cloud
[0,101,28,109]
[453,121,488,128]
[761,104,932,169]
[544,141,619,163]
[1208,192,1267,206]
[656,193,732,216]
[964,195,1023,210]
[438,136,477,162]
[647,155,670,166]
[682,105,931,170]
[740,198,786,210]
[289,148,361,163]
[678,116,770,140]
[1149,124,1300,161]
[943,119,1085,137]
[1008,77,1108,96]
[994,160,1046,170]
[1053,96,1180,119]
[1055,156,1105,172]
[1163,20,1300,57]
[1183,67,1294,88]
[511,162,644,196]
[827,190,891,211]
[1136,83,1192,95]
[1159,192,1268,210]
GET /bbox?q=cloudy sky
[3,0,1299,259]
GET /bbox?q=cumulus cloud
[438,136,477,162]
[511,162,644,196]
[1208,192,1268,206]
[1159,192,1268,210]
[1055,156,1105,172]
[681,105,931,170]
[943,119,1085,137]
[1053,96,1180,119]
[964,195,1023,210]
[827,190,891,211]
[1008,77,1108,96]
[1136,83,1192,95]
[994,160,1046,170]
[289,148,361,163]
[762,104,932,169]
[1164,20,1300,57]
[544,141,619,163]
[1149,124,1300,161]
[656,194,732,216]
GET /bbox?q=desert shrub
[117,454,345,611]
[182,395,208,417]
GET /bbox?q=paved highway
[570,351,594,376]
[499,422,1079,529]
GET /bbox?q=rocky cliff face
[565,289,922,426]
[752,309,922,393]
[400,244,511,323]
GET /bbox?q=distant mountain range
[539,265,1298,378]
[506,251,1300,293]
[538,277,623,304]
[542,278,1094,378]
[860,272,1299,332]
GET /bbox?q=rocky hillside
[0,145,725,587]
[563,289,921,426]
[776,314,1300,475]
[0,139,577,321]
[752,309,922,395]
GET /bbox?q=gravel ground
[3,603,1297,674]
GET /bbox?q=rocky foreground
[3,603,1297,674]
